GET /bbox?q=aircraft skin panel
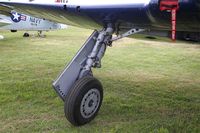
[0,0,200,32]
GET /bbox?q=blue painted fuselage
[1,0,200,33]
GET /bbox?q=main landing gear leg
[53,25,145,126]
[38,31,46,38]
[53,25,114,126]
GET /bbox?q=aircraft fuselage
[2,0,199,33]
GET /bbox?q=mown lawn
[0,27,200,133]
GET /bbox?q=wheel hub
[88,100,94,107]
[80,89,100,118]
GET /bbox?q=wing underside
[0,17,11,27]
[0,2,102,29]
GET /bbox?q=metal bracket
[111,29,145,42]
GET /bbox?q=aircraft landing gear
[53,25,113,126]
[23,32,30,37]
[52,24,144,126]
[38,31,46,38]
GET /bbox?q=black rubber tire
[23,33,30,37]
[64,76,103,126]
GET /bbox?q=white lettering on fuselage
[29,17,41,26]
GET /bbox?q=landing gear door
[52,30,99,101]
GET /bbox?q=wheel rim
[80,88,100,119]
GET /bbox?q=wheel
[64,76,103,126]
[23,33,29,37]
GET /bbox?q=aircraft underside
[1,0,200,32]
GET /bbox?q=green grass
[0,27,200,133]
